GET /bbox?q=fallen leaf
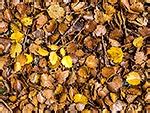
[133,36,144,48]
[14,62,21,72]
[74,94,88,105]
[25,54,33,64]
[85,55,98,68]
[61,56,73,68]
[60,48,66,56]
[48,45,59,51]
[10,31,24,42]
[49,52,59,65]
[10,43,22,58]
[21,17,32,26]
[37,47,49,56]
[48,4,65,19]
[126,71,141,85]
[107,47,123,63]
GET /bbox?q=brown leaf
[85,55,98,69]
[102,67,115,78]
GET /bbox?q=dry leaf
[49,52,59,65]
[102,67,115,78]
[10,43,22,58]
[48,45,59,51]
[60,48,66,56]
[85,55,98,68]
[107,47,123,63]
[61,56,73,68]
[14,62,22,72]
[24,54,33,64]
[48,4,65,19]
[126,71,141,85]
[21,17,32,26]
[10,31,24,42]
[37,47,49,56]
[74,94,88,105]
[134,51,147,65]
[133,36,144,48]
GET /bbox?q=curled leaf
[10,31,24,42]
[37,48,49,56]
[126,71,141,85]
[74,94,88,105]
[107,47,123,63]
[49,52,58,65]
[133,36,143,48]
[25,54,33,64]
[61,56,73,68]
[10,43,22,58]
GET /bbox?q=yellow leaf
[14,62,21,72]
[126,71,141,85]
[37,48,49,56]
[25,54,33,64]
[48,45,59,51]
[61,56,72,68]
[49,52,58,65]
[107,47,123,63]
[74,94,88,105]
[133,36,143,48]
[10,31,24,42]
[60,48,66,56]
[21,17,32,26]
[10,43,22,58]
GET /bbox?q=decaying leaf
[10,43,22,58]
[61,56,73,68]
[126,71,141,85]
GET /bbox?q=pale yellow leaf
[14,62,21,72]
[49,52,58,65]
[60,48,66,56]
[126,71,141,85]
[37,48,49,56]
